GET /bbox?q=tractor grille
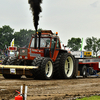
[19,49,28,56]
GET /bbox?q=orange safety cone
[15,90,23,100]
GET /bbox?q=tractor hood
[19,48,44,60]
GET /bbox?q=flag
[5,45,7,49]
[10,38,14,47]
[80,38,83,51]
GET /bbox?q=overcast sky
[0,0,100,48]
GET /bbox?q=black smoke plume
[28,0,42,31]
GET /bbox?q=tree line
[67,37,100,57]
[0,25,100,56]
[0,25,42,49]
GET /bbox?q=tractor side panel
[29,49,44,59]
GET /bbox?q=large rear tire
[32,57,53,80]
[54,53,75,79]
[53,54,61,79]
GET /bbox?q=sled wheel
[88,67,93,75]
[82,65,87,78]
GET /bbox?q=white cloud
[90,1,99,7]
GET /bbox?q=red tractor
[0,30,77,79]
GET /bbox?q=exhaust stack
[38,32,41,49]
[34,32,37,49]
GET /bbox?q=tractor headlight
[25,56,28,59]
[19,56,22,59]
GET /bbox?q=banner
[10,38,14,47]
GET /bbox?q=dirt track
[0,75,100,100]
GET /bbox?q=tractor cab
[19,30,61,61]
[30,30,61,61]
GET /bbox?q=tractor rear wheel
[32,57,53,80]
[53,54,61,79]
[54,53,75,79]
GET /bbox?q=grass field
[76,95,100,100]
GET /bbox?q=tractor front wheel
[32,57,53,80]
[44,59,53,79]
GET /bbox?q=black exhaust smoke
[28,0,42,31]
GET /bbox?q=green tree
[0,25,14,50]
[14,28,42,48]
[67,37,81,51]
[0,25,43,55]
[84,37,100,57]
[14,29,35,48]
